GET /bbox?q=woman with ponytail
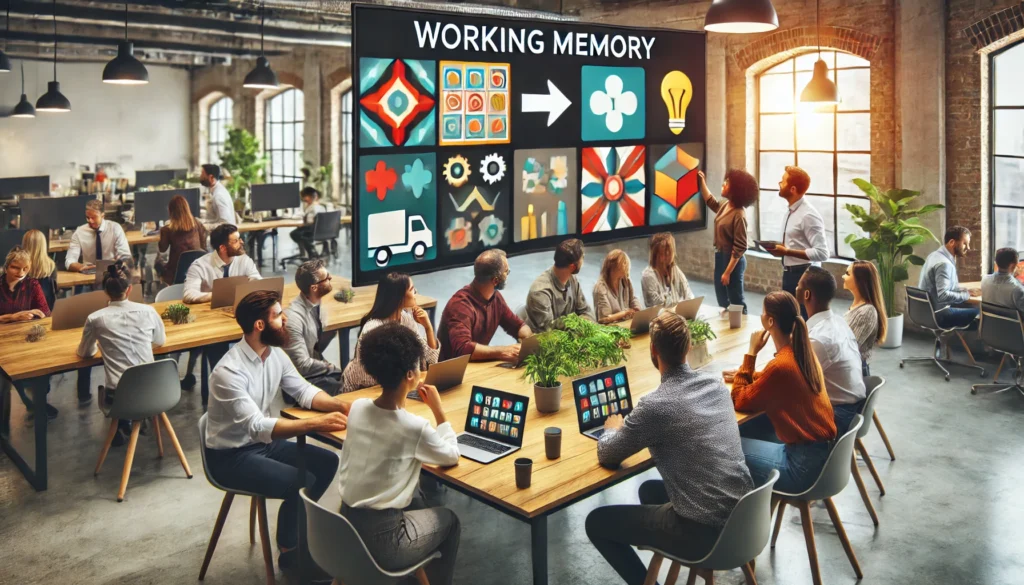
[730,291,837,492]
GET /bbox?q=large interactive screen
[351,4,707,285]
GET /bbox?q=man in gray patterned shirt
[585,312,753,585]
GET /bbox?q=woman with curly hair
[699,169,758,314]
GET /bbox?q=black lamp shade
[800,59,840,105]
[704,0,779,33]
[103,41,149,85]
[36,80,71,112]
[243,56,279,90]
[0,50,11,72]
[12,94,36,118]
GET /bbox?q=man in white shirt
[289,187,327,259]
[65,199,132,272]
[767,166,830,316]
[797,266,867,433]
[919,225,980,328]
[981,247,1024,314]
[183,223,261,304]
[204,290,348,583]
[200,164,237,229]
[284,259,343,395]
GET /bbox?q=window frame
[207,96,233,166]
[989,40,1024,263]
[264,88,305,184]
[753,51,872,261]
[339,89,354,207]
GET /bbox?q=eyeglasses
[313,273,332,286]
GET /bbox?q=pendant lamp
[1,1,12,72]
[799,0,840,106]
[704,0,779,34]
[35,0,69,112]
[12,62,35,117]
[243,1,278,90]
[103,3,148,85]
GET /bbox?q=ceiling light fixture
[799,0,840,106]
[243,1,278,90]
[35,0,70,112]
[102,3,149,85]
[704,0,779,34]
[1,0,12,72]
[12,62,36,118]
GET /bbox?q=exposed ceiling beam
[6,30,289,59]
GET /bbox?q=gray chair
[155,283,184,303]
[901,286,985,380]
[971,301,1024,398]
[638,470,780,585]
[172,249,206,285]
[280,210,342,269]
[770,415,865,585]
[197,414,274,585]
[851,376,889,527]
[301,488,440,585]
[93,359,192,502]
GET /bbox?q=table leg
[426,306,436,328]
[338,329,352,369]
[200,351,209,406]
[531,516,548,585]
[296,434,308,585]
[0,376,49,491]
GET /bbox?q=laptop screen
[465,386,529,447]
[572,366,633,433]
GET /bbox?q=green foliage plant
[687,318,717,345]
[162,303,195,325]
[219,128,267,202]
[302,161,334,202]
[521,314,632,388]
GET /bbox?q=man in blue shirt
[918,225,980,328]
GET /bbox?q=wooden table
[56,270,96,290]
[47,219,305,253]
[282,307,762,585]
[0,280,436,491]
[963,281,982,306]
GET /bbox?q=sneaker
[180,374,197,391]
[78,395,92,407]
[23,404,59,422]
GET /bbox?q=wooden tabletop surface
[0,280,436,382]
[56,270,96,289]
[47,219,305,253]
[282,307,765,520]
[962,281,982,306]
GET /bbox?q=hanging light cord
[816,0,821,58]
[260,1,265,55]
[51,0,57,80]
[20,60,25,92]
[124,2,128,40]
[4,0,9,52]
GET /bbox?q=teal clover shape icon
[402,157,433,198]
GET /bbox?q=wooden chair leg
[741,562,758,585]
[993,353,1008,381]
[797,501,822,585]
[159,412,193,478]
[957,332,980,365]
[643,553,664,585]
[152,416,164,458]
[873,412,896,461]
[665,562,681,585]
[851,455,880,526]
[414,567,430,585]
[702,569,714,584]
[116,421,142,502]
[249,497,257,545]
[94,419,119,476]
[256,497,276,585]
[856,438,885,495]
[771,499,787,548]
[823,498,863,579]
[199,492,235,580]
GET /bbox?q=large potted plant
[843,178,944,348]
[686,317,717,369]
[219,128,267,212]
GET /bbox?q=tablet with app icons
[572,366,633,440]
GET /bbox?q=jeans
[742,437,831,495]
[782,264,810,319]
[832,400,865,436]
[341,496,461,585]
[205,440,339,549]
[290,225,317,258]
[935,306,979,329]
[862,358,870,377]
[586,480,721,585]
[714,251,747,313]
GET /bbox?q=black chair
[900,286,985,380]
[280,210,342,269]
[971,301,1024,398]
[173,249,207,285]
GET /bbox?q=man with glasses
[437,248,532,362]
[284,259,343,395]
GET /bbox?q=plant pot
[687,342,713,369]
[880,313,903,348]
[534,383,562,413]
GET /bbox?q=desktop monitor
[0,229,48,261]
[0,176,50,199]
[133,188,201,224]
[251,182,301,213]
[135,169,187,189]
[19,195,95,232]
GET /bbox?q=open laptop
[674,296,705,320]
[232,276,285,311]
[572,365,634,441]
[89,260,115,286]
[630,305,662,334]
[51,287,144,330]
[458,387,529,464]
[497,334,540,369]
[408,354,472,400]
[209,276,252,309]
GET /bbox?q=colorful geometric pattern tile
[358,153,437,272]
[581,66,645,142]
[651,144,704,225]
[580,146,646,234]
[359,58,436,148]
[439,149,512,257]
[512,148,578,243]
[439,61,510,146]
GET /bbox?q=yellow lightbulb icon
[661,71,693,135]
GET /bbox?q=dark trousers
[205,440,339,549]
[714,251,747,313]
[782,264,810,319]
[586,480,721,585]
[290,225,316,258]
[832,400,865,436]
[935,306,979,329]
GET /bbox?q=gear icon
[478,214,506,247]
[442,155,471,188]
[480,153,506,185]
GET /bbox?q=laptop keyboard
[458,434,510,454]
[590,428,606,439]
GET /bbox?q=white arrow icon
[522,80,572,127]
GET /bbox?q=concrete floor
[2,236,1023,585]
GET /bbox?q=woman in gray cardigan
[593,249,642,323]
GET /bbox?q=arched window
[755,51,871,259]
[990,41,1024,256]
[265,88,305,183]
[208,96,233,165]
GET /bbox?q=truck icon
[367,210,433,267]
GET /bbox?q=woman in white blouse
[841,260,887,376]
[342,272,439,393]
[337,322,461,585]
[641,232,694,308]
[593,249,642,323]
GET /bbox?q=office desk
[282,308,762,585]
[46,220,305,253]
[0,281,436,491]
[963,281,982,306]
[56,270,97,290]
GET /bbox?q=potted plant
[686,317,716,369]
[844,178,944,348]
[219,128,267,212]
[522,330,578,413]
[302,160,334,203]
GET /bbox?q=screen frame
[251,182,302,213]
[465,386,530,446]
[571,365,633,433]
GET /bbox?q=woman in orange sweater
[731,291,837,493]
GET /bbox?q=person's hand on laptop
[604,414,624,432]
[498,344,521,363]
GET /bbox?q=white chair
[851,376,889,527]
[155,283,185,303]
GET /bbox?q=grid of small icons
[577,371,630,425]
[469,390,525,439]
